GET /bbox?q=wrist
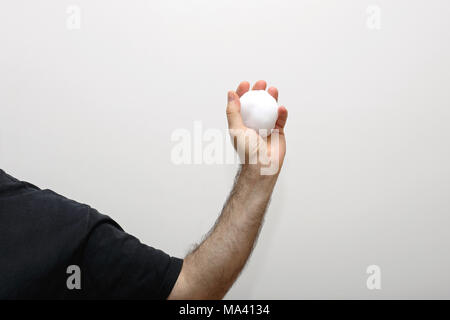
[239,164,280,183]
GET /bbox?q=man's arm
[168,80,288,299]
[168,165,278,299]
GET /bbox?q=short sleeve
[81,216,183,299]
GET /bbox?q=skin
[168,80,288,299]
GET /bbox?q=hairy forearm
[169,165,278,299]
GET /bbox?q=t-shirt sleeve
[81,212,183,299]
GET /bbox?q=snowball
[240,90,278,137]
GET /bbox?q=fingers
[268,87,278,101]
[275,106,288,131]
[238,80,276,99]
[252,81,278,102]
[226,91,244,129]
[236,81,250,97]
[252,80,267,91]
[228,80,281,131]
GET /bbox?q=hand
[168,80,287,300]
[226,80,288,175]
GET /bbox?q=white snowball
[240,90,278,137]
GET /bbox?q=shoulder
[0,171,119,243]
[27,188,118,235]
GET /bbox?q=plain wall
[1,0,450,298]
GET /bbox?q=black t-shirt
[0,169,183,299]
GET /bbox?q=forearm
[168,80,288,299]
[169,165,278,299]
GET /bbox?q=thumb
[226,91,244,130]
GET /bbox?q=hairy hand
[226,80,288,175]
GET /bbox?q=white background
[1,0,450,298]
